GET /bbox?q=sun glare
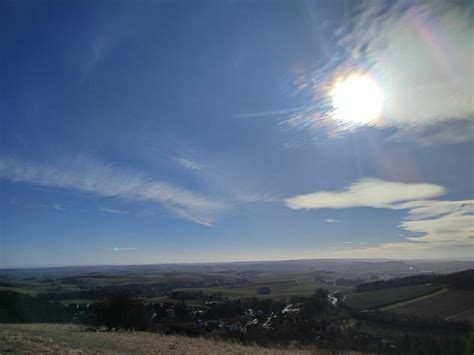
[330,73,384,125]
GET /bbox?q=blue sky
[1,0,473,267]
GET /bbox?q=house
[282,304,300,314]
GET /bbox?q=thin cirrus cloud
[0,157,225,226]
[325,219,340,223]
[287,0,473,144]
[99,207,129,215]
[176,158,202,170]
[53,203,64,211]
[284,178,473,248]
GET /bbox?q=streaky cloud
[53,203,64,211]
[176,158,202,170]
[0,157,225,225]
[99,207,129,215]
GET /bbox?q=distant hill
[0,324,354,354]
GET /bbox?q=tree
[91,292,152,331]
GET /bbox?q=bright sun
[330,73,384,125]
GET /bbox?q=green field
[0,286,39,295]
[344,284,438,310]
[386,289,474,320]
[0,281,79,296]
[174,277,348,300]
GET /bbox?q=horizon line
[1,256,472,271]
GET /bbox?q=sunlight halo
[330,73,384,125]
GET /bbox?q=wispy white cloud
[99,207,129,215]
[398,201,473,243]
[343,241,352,244]
[233,192,279,204]
[385,199,474,244]
[286,0,474,144]
[393,199,473,220]
[284,178,473,249]
[0,157,224,226]
[168,206,214,227]
[176,158,202,170]
[82,36,106,81]
[53,203,64,211]
[325,218,340,223]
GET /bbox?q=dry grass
[0,324,355,354]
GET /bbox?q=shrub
[256,286,271,295]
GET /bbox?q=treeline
[356,269,474,292]
[0,291,74,323]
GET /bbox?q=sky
[1,0,473,267]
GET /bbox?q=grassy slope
[0,324,356,355]
[344,284,438,310]
[385,289,474,320]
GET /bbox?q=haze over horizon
[3,257,474,271]
[1,0,473,267]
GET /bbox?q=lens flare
[330,73,384,125]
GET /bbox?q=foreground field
[0,324,355,354]
[384,289,474,321]
[344,284,438,310]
